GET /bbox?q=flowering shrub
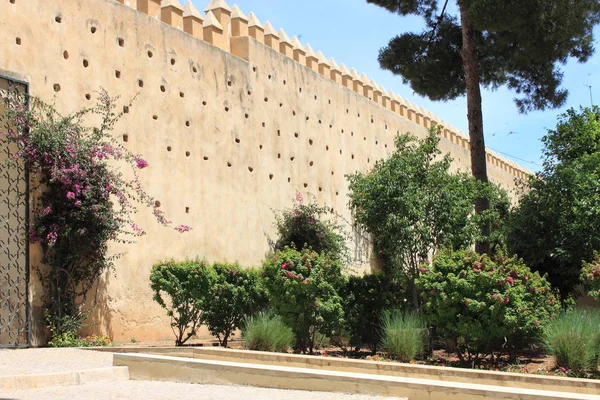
[341,273,406,353]
[273,192,348,262]
[150,259,214,346]
[417,250,561,364]
[580,252,600,301]
[0,90,188,342]
[202,263,268,347]
[262,246,345,354]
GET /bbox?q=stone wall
[1,0,528,344]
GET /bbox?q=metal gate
[0,75,30,348]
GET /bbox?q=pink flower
[174,224,191,233]
[281,263,288,269]
[295,191,304,204]
[66,191,76,200]
[47,231,58,246]
[135,158,148,169]
[420,267,427,274]
[74,200,82,207]
[42,206,52,215]
[506,277,514,285]
[131,223,145,235]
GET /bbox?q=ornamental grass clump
[242,312,295,352]
[380,311,426,362]
[0,89,189,343]
[544,310,600,374]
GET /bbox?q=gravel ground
[0,380,401,400]
[0,348,113,376]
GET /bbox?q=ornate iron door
[0,76,29,347]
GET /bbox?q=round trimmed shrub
[417,250,561,363]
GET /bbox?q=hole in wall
[227,81,232,86]
[155,200,161,207]
[53,84,61,92]
[203,156,209,161]
[259,144,263,149]
[262,122,266,127]
[314,95,317,100]
[277,153,281,159]
[306,116,310,121]
[185,121,190,127]
[279,103,283,107]
[299,88,302,93]
[253,66,257,72]
[160,85,166,92]
[91,26,97,34]
[328,99,331,104]
[277,130,281,136]
[292,111,296,116]
[294,133,299,138]
[185,151,190,157]
[371,118,374,123]
[339,149,342,155]
[179,92,185,98]
[224,107,229,112]
[341,129,344,133]
[83,59,89,68]
[185,207,190,213]
[123,106,129,113]
[170,58,176,65]
[202,101,207,106]
[63,51,69,59]
[85,93,91,100]
[269,174,273,180]
[346,109,349,113]
[55,15,62,23]
[122,134,128,142]
[357,113,360,118]
[309,161,314,166]
[331,171,334,176]
[309,139,313,145]
[147,50,153,58]
[248,167,254,172]
[152,115,158,120]
[290,156,295,161]
[235,138,240,143]
[287,177,291,183]
[115,70,121,78]
[118,37,125,47]
[264,97,268,102]
[167,146,172,152]
[247,90,252,95]
[336,191,339,196]
[351,154,355,159]
[192,66,198,73]
[368,158,370,163]
[283,80,286,85]
[227,162,232,167]
[268,74,272,79]
[318,187,322,192]
[245,113,249,119]
[138,79,144,88]
[15,37,21,45]
[364,137,366,141]
[326,145,329,151]
[303,183,308,188]
[10,0,15,4]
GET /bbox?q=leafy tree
[509,107,600,298]
[347,130,479,307]
[367,0,600,254]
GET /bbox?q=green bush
[150,259,214,346]
[262,246,345,354]
[203,263,268,347]
[545,310,600,373]
[242,312,295,352]
[380,311,426,362]
[417,250,561,363]
[273,192,348,261]
[341,273,406,353]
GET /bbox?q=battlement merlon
[118,0,530,180]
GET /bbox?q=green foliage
[242,312,295,352]
[544,310,600,373]
[203,263,268,347]
[262,247,345,354]
[347,130,506,306]
[417,250,561,363]
[341,273,406,353]
[274,192,348,262]
[581,252,600,301]
[368,0,600,113]
[149,259,214,346]
[380,311,427,362]
[509,107,600,297]
[46,312,111,347]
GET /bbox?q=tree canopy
[508,107,600,298]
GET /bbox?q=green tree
[347,130,481,307]
[367,0,600,254]
[508,107,600,298]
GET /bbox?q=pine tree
[367,0,600,254]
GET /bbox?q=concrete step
[114,352,600,400]
[0,366,129,391]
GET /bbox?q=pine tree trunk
[458,0,490,255]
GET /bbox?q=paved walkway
[0,348,397,399]
[1,380,396,399]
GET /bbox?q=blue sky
[194,0,599,172]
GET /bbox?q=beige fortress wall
[1,0,528,344]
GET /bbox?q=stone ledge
[114,353,600,400]
[190,347,600,395]
[0,367,129,391]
